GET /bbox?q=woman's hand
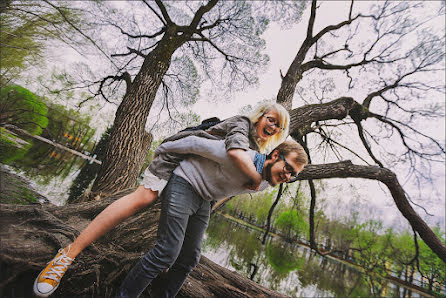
[227,149,263,190]
[244,174,262,191]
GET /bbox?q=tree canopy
[0,0,90,84]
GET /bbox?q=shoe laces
[42,246,73,282]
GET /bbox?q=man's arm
[155,136,230,164]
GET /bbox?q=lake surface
[3,136,88,205]
[202,213,429,297]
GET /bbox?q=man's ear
[270,149,280,161]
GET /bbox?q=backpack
[181,117,221,132]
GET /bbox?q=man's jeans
[116,175,211,298]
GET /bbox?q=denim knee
[174,250,201,273]
[140,242,180,271]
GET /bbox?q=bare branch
[306,0,317,38]
[354,121,384,167]
[370,112,445,157]
[193,33,238,62]
[144,0,167,25]
[107,21,164,40]
[310,14,361,45]
[42,0,119,69]
[314,130,371,165]
[348,0,354,20]
[261,183,284,245]
[189,0,219,31]
[301,57,371,73]
[362,69,419,108]
[111,47,147,59]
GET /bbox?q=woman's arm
[220,116,263,190]
[227,149,262,190]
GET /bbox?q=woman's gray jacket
[148,115,259,180]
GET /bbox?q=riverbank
[0,165,49,205]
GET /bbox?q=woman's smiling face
[255,109,282,142]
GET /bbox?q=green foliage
[0,1,87,81]
[0,85,48,135]
[274,209,309,239]
[0,8,43,80]
[43,103,95,151]
[266,241,302,275]
[1,86,97,190]
[222,182,445,294]
[418,227,446,291]
[0,127,32,164]
[0,168,41,205]
[0,84,49,163]
[222,183,310,234]
[223,188,278,225]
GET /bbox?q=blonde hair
[275,140,308,167]
[248,102,290,153]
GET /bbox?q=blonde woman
[34,102,289,297]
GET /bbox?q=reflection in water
[5,138,87,205]
[202,214,425,297]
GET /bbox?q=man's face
[265,151,304,186]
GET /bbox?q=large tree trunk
[0,192,286,297]
[91,36,182,195]
[90,0,218,196]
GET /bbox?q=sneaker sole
[33,266,61,298]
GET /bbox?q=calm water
[3,136,88,205]
[202,214,428,298]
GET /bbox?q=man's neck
[261,159,273,180]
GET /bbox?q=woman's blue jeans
[116,175,211,298]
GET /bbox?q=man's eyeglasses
[278,153,298,180]
[263,115,284,131]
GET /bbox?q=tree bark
[288,96,355,136]
[91,34,182,195]
[0,193,286,297]
[90,0,219,196]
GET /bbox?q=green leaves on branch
[275,209,309,240]
[1,0,88,81]
[0,85,48,135]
